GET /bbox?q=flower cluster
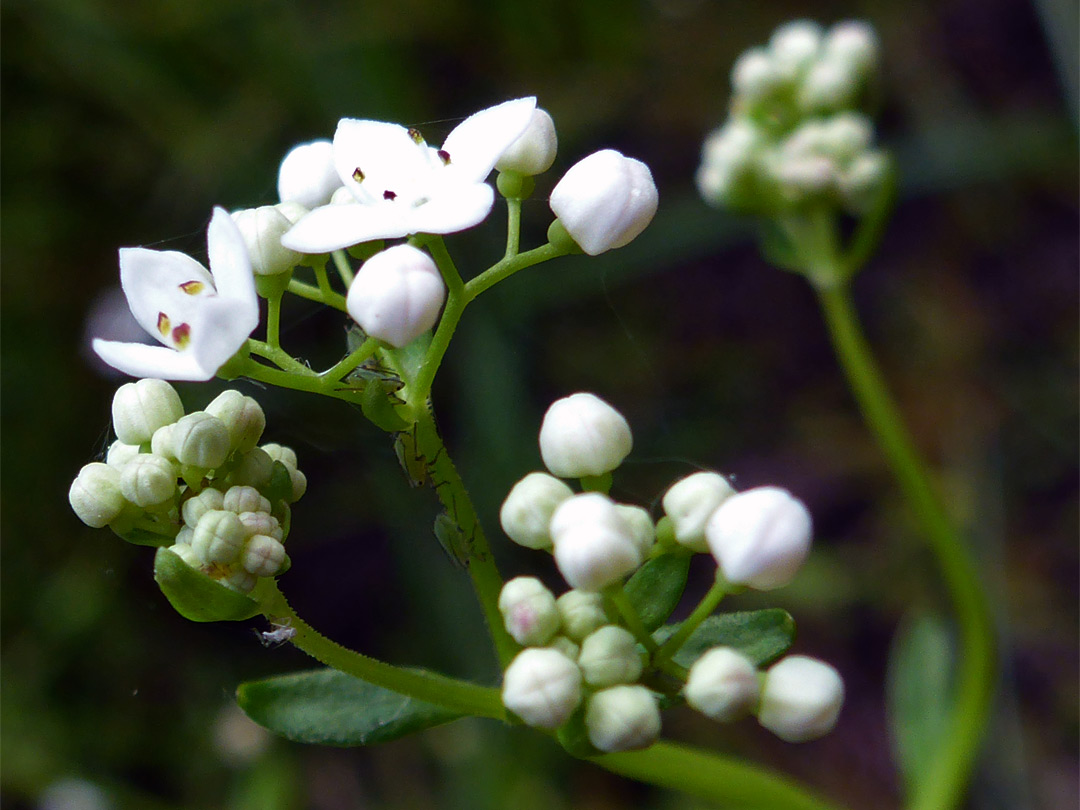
[696,20,887,215]
[69,379,305,594]
[497,392,843,750]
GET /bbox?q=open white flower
[282,97,537,253]
[93,208,258,381]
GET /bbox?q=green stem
[814,283,995,810]
[286,278,348,312]
[504,197,522,258]
[594,741,843,810]
[653,574,727,668]
[331,249,355,287]
[605,585,658,653]
[232,354,362,406]
[321,337,379,385]
[465,241,567,302]
[266,293,282,349]
[247,340,314,375]
[411,237,467,402]
[260,582,505,719]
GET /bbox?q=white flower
[684,647,760,722]
[502,647,582,729]
[345,245,446,348]
[550,493,642,591]
[277,140,342,209]
[584,685,661,752]
[705,486,812,590]
[93,208,258,381]
[539,392,633,478]
[282,98,537,252]
[548,150,658,255]
[758,655,844,742]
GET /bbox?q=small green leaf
[264,461,295,504]
[654,609,795,668]
[114,527,174,547]
[153,547,260,623]
[237,667,461,746]
[886,612,954,795]
[556,704,600,757]
[625,553,691,632]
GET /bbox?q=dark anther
[437,150,451,165]
[383,190,397,201]
[408,127,424,144]
[352,167,365,182]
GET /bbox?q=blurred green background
[2,0,1076,808]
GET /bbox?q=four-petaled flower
[281,97,537,253]
[93,208,258,381]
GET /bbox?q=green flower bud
[556,589,608,642]
[69,462,127,528]
[498,576,560,646]
[182,488,226,528]
[119,453,177,508]
[111,379,184,445]
[206,390,266,453]
[223,485,271,515]
[578,625,643,687]
[191,510,248,565]
[584,685,661,753]
[241,534,287,577]
[171,412,231,470]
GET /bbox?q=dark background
[2,1,1077,808]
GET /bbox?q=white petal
[188,296,257,374]
[119,247,214,342]
[92,339,212,381]
[281,202,413,252]
[441,97,537,182]
[206,207,257,312]
[405,183,495,235]
[333,119,431,200]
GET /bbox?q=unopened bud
[223,485,271,516]
[758,655,844,742]
[684,647,760,722]
[798,57,859,112]
[615,504,656,559]
[346,245,446,348]
[731,48,782,103]
[496,108,558,176]
[499,472,574,550]
[171,412,231,470]
[662,471,736,552]
[69,463,126,528]
[824,21,878,75]
[502,647,582,729]
[182,488,226,528]
[769,20,823,79]
[584,685,661,752]
[498,577,560,646]
[578,625,643,686]
[238,511,284,542]
[539,393,633,478]
[111,379,184,445]
[556,589,608,642]
[550,493,642,591]
[277,140,342,209]
[119,453,177,508]
[241,534,288,577]
[191,510,248,565]
[261,443,298,470]
[105,440,140,469]
[231,207,302,276]
[206,390,266,453]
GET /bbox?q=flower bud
[584,685,661,752]
[824,21,878,75]
[241,534,288,577]
[105,440,140,469]
[769,20,822,79]
[111,379,184,445]
[684,647,760,722]
[168,541,201,568]
[261,443,298,469]
[277,139,342,209]
[231,206,302,276]
[191,510,248,565]
[238,510,284,542]
[182,487,226,528]
[546,635,581,661]
[615,504,655,559]
[798,57,859,112]
[731,48,781,103]
[499,472,574,550]
[346,245,446,348]
[151,423,176,461]
[539,393,633,478]
[819,113,873,162]
[758,655,844,742]
[119,453,177,508]
[286,467,307,503]
[662,472,736,553]
[221,568,258,594]
[696,120,763,206]
[274,200,309,225]
[550,493,642,591]
[206,390,266,453]
[498,576,560,646]
[223,485,271,516]
[770,154,837,202]
[496,108,558,176]
[501,647,582,729]
[578,625,643,686]
[705,486,812,590]
[556,589,608,642]
[171,412,231,470]
[69,462,126,528]
[549,150,658,255]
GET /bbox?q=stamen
[383,190,397,201]
[352,167,365,183]
[172,323,192,350]
[408,127,424,144]
[179,280,206,295]
[157,312,171,337]
[437,149,451,165]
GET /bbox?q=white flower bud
[274,200,309,225]
[824,21,878,75]
[615,504,655,559]
[111,379,184,445]
[662,472,736,552]
[221,568,258,594]
[151,423,176,461]
[105,440,140,469]
[549,150,658,255]
[191,510,248,565]
[206,390,266,453]
[182,487,226,528]
[496,108,558,176]
[499,472,574,550]
[498,577,560,646]
[819,113,873,162]
[556,589,608,642]
[769,20,823,79]
[684,647,760,722]
[731,48,782,102]
[239,511,284,542]
[758,655,844,742]
[69,462,126,528]
[277,140,342,209]
[168,542,201,568]
[838,150,889,213]
[539,393,633,478]
[346,245,446,348]
[261,443,298,470]
[770,154,837,202]
[231,206,303,276]
[241,534,288,577]
[584,685,661,752]
[227,447,274,488]
[705,486,812,590]
[545,635,581,661]
[119,453,177,508]
[578,625,643,687]
[171,412,231,470]
[501,647,582,729]
[286,467,307,502]
[223,485,271,516]
[798,57,859,112]
[550,493,642,591]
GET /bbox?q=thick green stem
[260,582,505,719]
[814,283,995,810]
[594,741,843,810]
[504,197,522,258]
[653,573,727,668]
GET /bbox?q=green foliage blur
[2,0,1076,808]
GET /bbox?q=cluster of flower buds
[696,20,888,215]
[497,392,843,747]
[69,379,306,593]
